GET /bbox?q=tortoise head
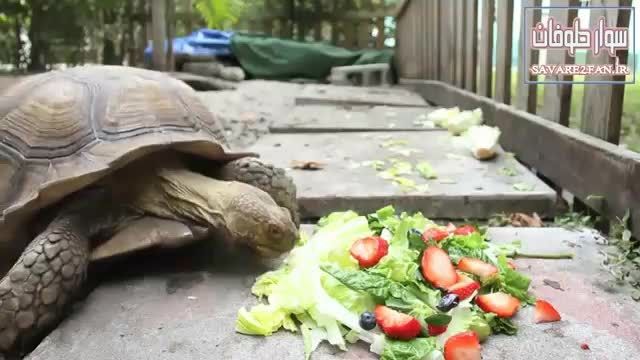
[225,183,298,258]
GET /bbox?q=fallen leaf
[290,160,326,170]
[543,279,564,291]
[509,212,543,227]
[580,343,590,351]
[362,160,385,170]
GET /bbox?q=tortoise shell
[0,65,252,256]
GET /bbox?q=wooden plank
[151,0,167,71]
[420,0,429,79]
[375,17,385,49]
[515,0,541,113]
[248,131,556,219]
[455,0,466,88]
[400,78,640,240]
[541,1,579,125]
[493,0,514,104]
[357,21,370,48]
[580,0,631,143]
[295,84,429,107]
[464,0,478,92]
[269,105,440,133]
[478,0,495,97]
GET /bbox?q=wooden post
[494,0,514,104]
[151,0,167,71]
[464,0,478,92]
[515,0,541,113]
[580,0,631,144]
[477,0,494,97]
[541,1,579,126]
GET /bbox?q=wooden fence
[394,0,640,238]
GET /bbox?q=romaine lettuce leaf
[381,337,438,360]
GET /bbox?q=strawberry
[428,324,448,336]
[453,225,477,236]
[374,305,422,340]
[457,257,498,279]
[447,280,480,300]
[350,236,389,268]
[421,246,458,289]
[446,223,457,233]
[507,260,517,270]
[534,299,561,323]
[476,292,521,318]
[444,331,481,360]
[422,227,450,242]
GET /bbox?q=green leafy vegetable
[485,313,518,335]
[381,337,438,360]
[416,161,438,179]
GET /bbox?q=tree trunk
[166,0,175,71]
[13,15,22,70]
[151,0,168,71]
[28,1,46,71]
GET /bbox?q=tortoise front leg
[0,190,126,356]
[215,157,300,227]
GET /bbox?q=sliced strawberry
[534,299,561,323]
[457,257,498,279]
[428,323,448,336]
[374,305,421,340]
[453,225,477,236]
[350,236,389,268]
[447,280,480,300]
[476,292,521,318]
[421,246,458,289]
[444,331,481,360]
[422,227,450,242]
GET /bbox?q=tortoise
[0,65,299,356]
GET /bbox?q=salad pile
[235,206,562,360]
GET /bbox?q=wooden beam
[541,1,579,125]
[580,0,631,143]
[478,0,494,97]
[151,0,167,71]
[494,0,514,104]
[515,0,541,113]
[464,0,478,92]
[400,78,640,240]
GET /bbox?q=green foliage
[194,0,245,28]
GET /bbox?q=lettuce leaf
[381,337,438,360]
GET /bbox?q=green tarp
[230,33,394,81]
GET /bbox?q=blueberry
[359,311,377,330]
[436,293,460,312]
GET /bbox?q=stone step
[294,84,430,107]
[248,131,557,220]
[269,105,441,133]
[26,227,640,360]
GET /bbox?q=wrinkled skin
[0,154,299,357]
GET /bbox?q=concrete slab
[295,84,429,107]
[26,228,640,360]
[269,105,441,133]
[248,132,557,219]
